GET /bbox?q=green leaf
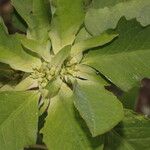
[0,22,41,72]
[21,38,51,62]
[50,45,71,72]
[0,91,39,150]
[14,76,38,91]
[42,83,104,150]
[0,64,24,91]
[12,11,27,33]
[91,0,128,9]
[0,85,15,92]
[73,68,124,137]
[85,0,150,35]
[0,63,16,86]
[75,27,92,43]
[71,32,118,57]
[83,18,150,91]
[12,0,51,42]
[0,17,8,33]
[120,86,139,110]
[49,0,85,53]
[104,109,150,150]
[45,76,62,98]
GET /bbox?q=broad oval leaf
[0,91,39,150]
[14,76,38,91]
[83,18,150,91]
[50,45,71,72]
[12,0,51,42]
[42,84,104,150]
[71,33,118,57]
[85,0,150,35]
[49,0,85,53]
[104,109,150,150]
[21,38,51,62]
[0,21,41,72]
[73,69,124,137]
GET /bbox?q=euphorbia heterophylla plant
[0,0,150,149]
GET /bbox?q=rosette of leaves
[0,0,150,150]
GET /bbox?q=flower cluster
[31,61,79,89]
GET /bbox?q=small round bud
[47,75,52,80]
[50,67,56,76]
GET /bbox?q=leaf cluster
[0,0,150,149]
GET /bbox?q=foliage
[0,0,150,149]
